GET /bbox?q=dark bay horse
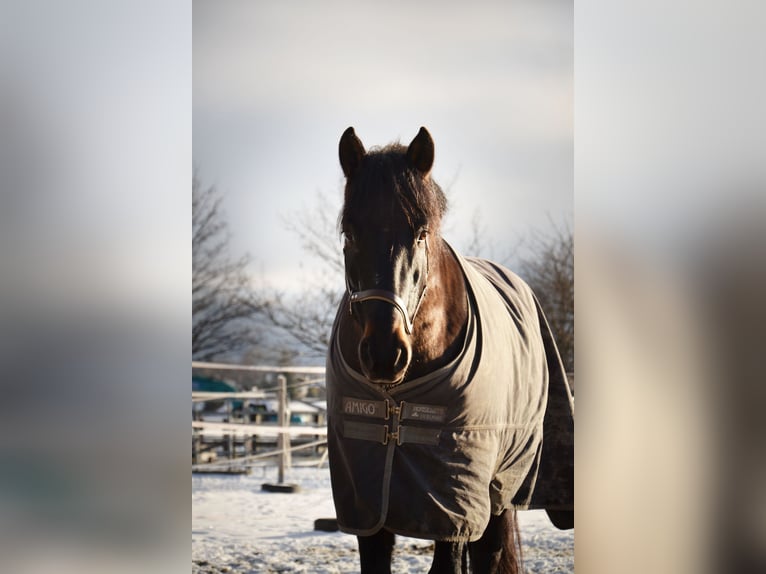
[326,127,574,574]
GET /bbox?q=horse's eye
[416,228,429,244]
[343,230,355,244]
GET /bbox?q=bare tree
[281,190,344,275]
[261,283,342,357]
[258,191,344,358]
[192,172,261,360]
[518,222,574,372]
[465,209,491,258]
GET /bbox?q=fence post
[277,374,291,483]
[226,398,234,459]
[193,430,201,464]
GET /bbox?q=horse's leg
[357,529,395,574]
[468,510,523,574]
[429,541,466,574]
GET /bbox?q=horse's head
[339,126,447,384]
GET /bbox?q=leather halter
[346,238,429,335]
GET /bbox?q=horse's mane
[340,144,448,234]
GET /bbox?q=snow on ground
[193,463,573,573]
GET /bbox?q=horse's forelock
[341,147,447,233]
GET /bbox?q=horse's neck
[406,239,468,380]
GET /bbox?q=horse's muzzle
[358,321,412,384]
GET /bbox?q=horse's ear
[406,127,434,174]
[339,127,366,178]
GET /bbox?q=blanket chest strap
[342,420,441,446]
[342,420,389,443]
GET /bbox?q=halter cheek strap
[347,239,429,335]
[349,288,423,335]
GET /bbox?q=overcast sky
[193,0,572,289]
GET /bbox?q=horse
[325,127,574,574]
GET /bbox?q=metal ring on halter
[346,238,429,335]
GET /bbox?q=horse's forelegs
[357,529,395,574]
[429,541,466,574]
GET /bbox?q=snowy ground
[192,463,574,573]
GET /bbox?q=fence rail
[192,361,326,374]
[192,420,327,437]
[192,362,327,478]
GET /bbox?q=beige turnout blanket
[326,248,574,542]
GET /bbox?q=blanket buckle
[382,425,402,446]
[387,401,403,420]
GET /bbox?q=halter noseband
[346,238,429,335]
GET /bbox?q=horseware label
[400,402,447,423]
[342,397,388,419]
